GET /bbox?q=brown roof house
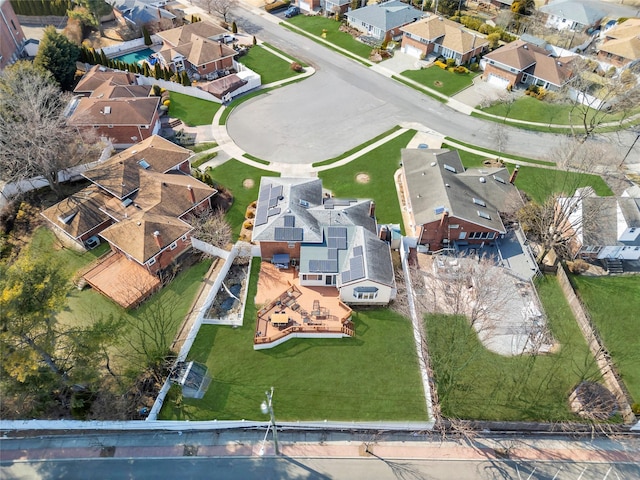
[482,40,576,90]
[400,14,489,64]
[0,0,26,70]
[597,18,640,69]
[251,177,397,306]
[156,20,227,47]
[67,68,160,149]
[41,135,216,308]
[156,33,237,78]
[400,148,521,252]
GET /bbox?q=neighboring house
[155,21,236,77]
[400,148,520,251]
[559,187,640,267]
[482,40,576,90]
[597,18,640,69]
[400,14,489,64]
[67,93,161,149]
[251,177,397,306]
[539,1,604,32]
[344,0,423,41]
[42,135,216,278]
[0,0,26,70]
[73,65,138,96]
[111,0,177,29]
[298,0,321,14]
[324,0,350,16]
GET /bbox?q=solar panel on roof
[328,237,347,250]
[270,184,283,199]
[274,227,303,241]
[349,256,365,281]
[328,226,347,238]
[268,197,278,207]
[284,215,295,227]
[255,209,268,227]
[309,260,337,273]
[341,271,351,283]
[267,207,280,217]
[353,245,363,257]
[258,184,270,201]
[328,248,337,260]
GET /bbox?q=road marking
[602,466,612,480]
[551,466,563,480]
[516,464,522,480]
[614,470,621,480]
[577,466,588,480]
[526,467,537,480]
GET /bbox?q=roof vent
[430,162,437,167]
[103,106,111,114]
[523,45,528,49]
[479,177,486,183]
[445,184,450,187]
[444,164,457,173]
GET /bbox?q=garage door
[487,73,510,89]
[299,0,310,12]
[402,44,423,59]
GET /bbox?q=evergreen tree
[181,70,191,86]
[163,67,172,81]
[231,21,238,34]
[154,63,162,79]
[99,49,109,65]
[142,26,152,46]
[34,26,80,91]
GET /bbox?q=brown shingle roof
[40,186,111,240]
[599,19,640,62]
[158,35,236,67]
[68,96,160,128]
[82,135,192,199]
[401,14,488,54]
[90,82,152,99]
[74,65,136,94]
[484,40,575,86]
[156,20,227,47]
[99,213,192,264]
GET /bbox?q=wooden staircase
[605,257,623,274]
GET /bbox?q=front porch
[83,251,161,308]
[254,262,353,349]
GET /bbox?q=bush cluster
[525,84,546,100]
[290,62,303,72]
[434,60,447,69]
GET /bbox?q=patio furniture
[271,313,289,326]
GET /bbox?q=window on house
[354,287,379,300]
[302,274,322,281]
[170,242,177,250]
[11,20,17,31]
[181,234,188,241]
[148,257,156,266]
[288,242,295,248]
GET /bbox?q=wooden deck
[254,263,354,348]
[83,252,160,309]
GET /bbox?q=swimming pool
[112,48,155,64]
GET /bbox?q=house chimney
[440,210,448,227]
[157,7,162,20]
[368,201,376,218]
[153,230,162,248]
[509,165,520,184]
[187,184,196,204]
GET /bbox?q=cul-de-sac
[1,0,640,474]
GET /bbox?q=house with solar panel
[400,149,521,252]
[251,177,397,306]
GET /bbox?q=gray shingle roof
[539,1,604,26]
[346,0,422,33]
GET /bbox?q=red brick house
[400,148,521,251]
[482,40,576,91]
[0,0,26,70]
[401,14,488,64]
[597,18,640,69]
[73,65,138,96]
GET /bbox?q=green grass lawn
[206,160,280,239]
[442,139,556,166]
[238,45,301,84]
[160,259,427,421]
[312,126,402,167]
[286,16,373,59]
[188,142,218,153]
[425,275,601,421]
[570,275,640,404]
[169,91,221,126]
[479,95,635,126]
[192,152,217,169]
[514,166,613,203]
[319,129,415,229]
[401,66,478,97]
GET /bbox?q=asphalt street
[227,4,638,166]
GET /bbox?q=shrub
[163,99,171,106]
[152,84,161,96]
[434,60,447,69]
[246,210,255,219]
[488,32,501,49]
[446,58,456,68]
[231,21,238,34]
[290,62,303,72]
[243,220,253,230]
[567,259,590,274]
[469,62,479,72]
[249,200,257,208]
[453,65,468,74]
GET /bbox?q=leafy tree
[511,0,534,15]
[436,0,459,16]
[204,0,238,22]
[487,32,500,50]
[190,208,232,249]
[0,62,101,197]
[34,26,80,91]
[76,0,113,36]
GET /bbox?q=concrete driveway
[226,69,404,164]
[451,75,511,109]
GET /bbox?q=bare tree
[202,0,237,22]
[560,58,640,139]
[190,207,233,249]
[0,62,102,198]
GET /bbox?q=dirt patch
[483,159,505,168]
[355,173,370,184]
[242,178,255,189]
[434,80,443,87]
[204,258,250,320]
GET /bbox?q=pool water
[112,48,155,64]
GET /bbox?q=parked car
[220,34,236,44]
[284,6,300,17]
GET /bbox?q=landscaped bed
[159,259,427,421]
[401,66,478,97]
[425,275,602,421]
[570,275,640,405]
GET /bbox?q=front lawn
[514,166,613,203]
[571,275,640,404]
[425,275,601,421]
[319,129,415,229]
[238,45,302,84]
[169,91,222,126]
[286,16,373,59]
[206,160,280,239]
[160,259,427,421]
[401,66,478,97]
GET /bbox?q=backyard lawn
[571,275,640,404]
[169,91,221,126]
[514,166,613,203]
[286,15,373,59]
[238,45,302,85]
[160,259,427,421]
[425,275,602,421]
[319,129,415,228]
[206,159,280,239]
[401,66,478,97]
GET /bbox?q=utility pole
[619,131,640,167]
[260,387,280,455]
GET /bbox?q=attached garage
[486,73,510,89]
[402,44,423,59]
